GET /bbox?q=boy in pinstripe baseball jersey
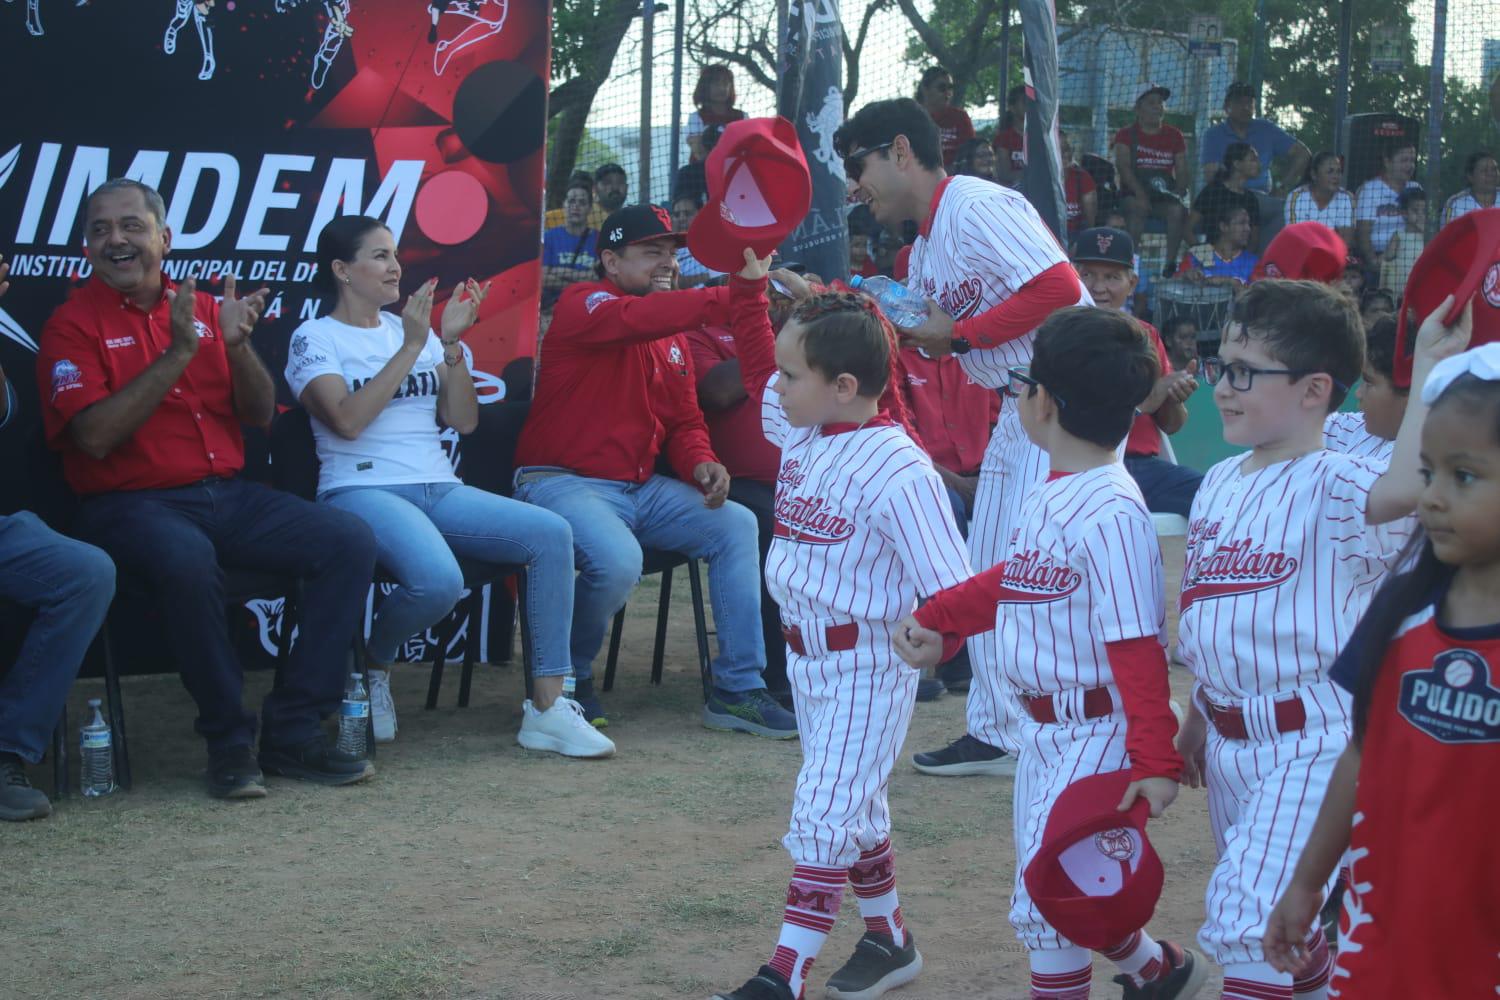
[1174,281,1469,999]
[1321,315,1405,467]
[833,98,1092,780]
[897,308,1207,999]
[711,250,972,1000]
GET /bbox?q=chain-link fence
[549,0,1500,305]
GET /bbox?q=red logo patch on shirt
[585,290,617,313]
[995,550,1083,603]
[1482,263,1500,309]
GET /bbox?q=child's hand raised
[1414,294,1474,367]
[738,248,773,281]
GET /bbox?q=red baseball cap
[1252,222,1347,284]
[687,116,812,274]
[1021,770,1163,949]
[1395,208,1500,387]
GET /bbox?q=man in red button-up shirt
[35,179,378,799]
[512,204,793,735]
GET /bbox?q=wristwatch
[949,337,972,355]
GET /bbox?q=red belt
[781,622,860,656]
[1024,687,1115,724]
[1208,698,1307,740]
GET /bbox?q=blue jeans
[1125,454,1204,518]
[74,478,376,754]
[513,470,767,692]
[0,512,116,763]
[322,482,575,678]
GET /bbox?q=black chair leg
[425,619,451,710]
[650,566,675,686]
[458,589,481,708]
[491,582,517,664]
[516,573,535,702]
[603,607,627,692]
[100,625,132,790]
[687,560,714,703]
[52,707,68,798]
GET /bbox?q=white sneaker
[367,669,397,743]
[517,698,616,758]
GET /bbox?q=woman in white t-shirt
[1353,139,1419,268]
[1284,150,1355,246]
[285,216,613,760]
[1441,150,1498,225]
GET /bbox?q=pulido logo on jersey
[1398,649,1500,743]
[995,550,1082,603]
[1179,536,1299,611]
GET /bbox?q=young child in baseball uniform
[711,250,972,1000]
[1173,281,1470,999]
[895,307,1207,999]
[1321,315,1405,466]
[1264,343,1500,1000]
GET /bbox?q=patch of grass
[659,891,760,930]
[298,936,473,999]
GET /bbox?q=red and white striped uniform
[906,176,1090,755]
[999,466,1166,952]
[1322,411,1393,466]
[760,381,972,867]
[1178,450,1412,969]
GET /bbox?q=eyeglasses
[1003,366,1066,407]
[1201,356,1349,394]
[844,142,894,183]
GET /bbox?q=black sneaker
[206,744,267,800]
[572,678,608,729]
[915,678,945,702]
[911,733,1017,777]
[825,930,923,999]
[258,735,374,786]
[0,752,51,821]
[1111,940,1208,999]
[711,965,795,1000]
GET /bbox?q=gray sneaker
[0,752,52,821]
[824,931,923,999]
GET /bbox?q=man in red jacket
[513,204,795,736]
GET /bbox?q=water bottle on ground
[337,673,370,757]
[561,676,577,701]
[79,698,115,798]
[849,274,929,329]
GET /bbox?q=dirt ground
[6,537,1235,1000]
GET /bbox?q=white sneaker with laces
[518,698,616,758]
[367,668,397,743]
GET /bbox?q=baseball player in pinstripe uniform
[897,307,1207,999]
[1174,281,1467,999]
[710,251,971,1000]
[1321,315,1404,467]
[832,98,1092,780]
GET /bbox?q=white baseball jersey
[906,174,1089,752]
[995,465,1165,697]
[759,387,972,626]
[758,381,973,868]
[1178,450,1412,706]
[1322,411,1393,466]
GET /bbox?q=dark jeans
[74,477,376,754]
[726,478,787,694]
[0,512,116,763]
[1125,454,1204,519]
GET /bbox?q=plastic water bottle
[849,274,929,329]
[79,698,115,798]
[561,676,577,700]
[337,673,370,757]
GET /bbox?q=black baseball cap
[1071,227,1135,267]
[1224,81,1255,103]
[598,203,687,255]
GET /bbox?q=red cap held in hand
[1021,769,1164,950]
[1394,208,1500,388]
[688,116,812,274]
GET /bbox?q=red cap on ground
[1021,769,1164,950]
[1252,222,1347,284]
[1395,208,1500,387]
[688,116,812,274]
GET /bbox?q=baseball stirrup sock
[848,839,907,946]
[1028,951,1091,1000]
[769,864,845,999]
[1291,928,1332,998]
[1101,930,1170,986]
[1222,961,1294,999]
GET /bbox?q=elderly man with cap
[511,203,796,737]
[1071,227,1203,517]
